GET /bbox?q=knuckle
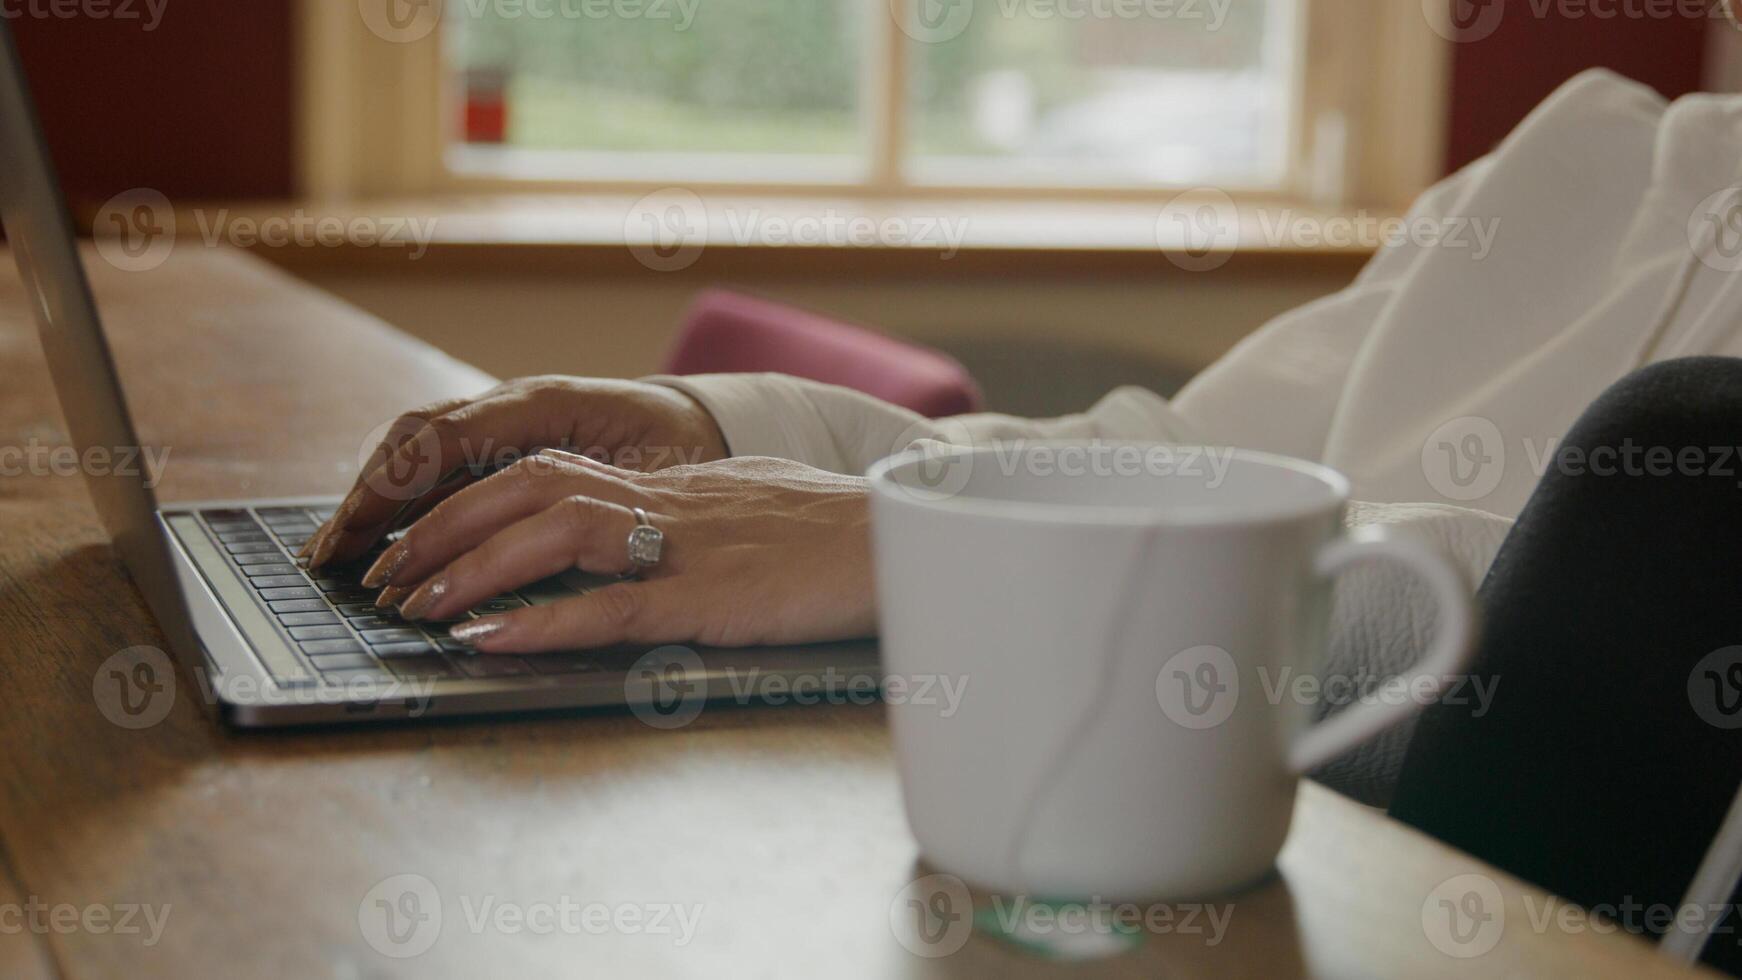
[660,462,701,481]
[452,542,499,585]
[505,454,555,487]
[512,603,557,638]
[365,412,429,460]
[422,413,459,441]
[527,378,567,404]
[590,586,644,631]
[474,464,517,496]
[411,417,458,460]
[402,502,441,542]
[408,398,453,420]
[561,493,598,522]
[559,494,599,537]
[466,466,526,506]
[361,441,398,473]
[538,446,586,468]
[521,382,576,427]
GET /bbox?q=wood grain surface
[0,244,1707,978]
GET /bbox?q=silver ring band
[624,506,664,574]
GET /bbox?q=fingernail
[362,542,410,589]
[398,575,447,621]
[449,617,507,646]
[309,530,339,569]
[297,525,327,560]
[376,584,413,610]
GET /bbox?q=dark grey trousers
[1391,357,1742,974]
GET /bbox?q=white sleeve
[1168,155,1497,458]
[651,372,1200,476]
[653,157,1497,471]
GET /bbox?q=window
[309,1,1447,210]
[443,0,1298,191]
[447,1,866,182]
[906,3,1296,189]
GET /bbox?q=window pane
[447,0,863,180]
[909,1,1297,188]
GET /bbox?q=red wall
[9,0,296,214]
[1443,0,1711,171]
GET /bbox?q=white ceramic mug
[867,442,1476,900]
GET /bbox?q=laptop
[0,22,879,727]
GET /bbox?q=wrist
[673,389,729,463]
[645,373,843,468]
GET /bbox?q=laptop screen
[0,19,198,657]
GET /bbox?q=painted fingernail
[362,542,410,589]
[449,617,507,646]
[376,584,413,610]
[398,575,448,621]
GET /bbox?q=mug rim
[866,442,1352,528]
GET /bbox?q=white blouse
[655,70,1742,803]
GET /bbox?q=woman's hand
[357,451,876,654]
[303,377,728,569]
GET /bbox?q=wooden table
[0,245,1703,978]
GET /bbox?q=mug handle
[1288,525,1479,774]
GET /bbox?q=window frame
[306,0,1449,210]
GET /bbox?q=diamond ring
[624,507,664,574]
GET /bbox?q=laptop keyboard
[199,506,597,686]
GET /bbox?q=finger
[449,582,690,654]
[399,495,646,621]
[384,469,471,533]
[364,452,641,589]
[342,382,525,507]
[315,395,559,567]
[301,396,472,559]
[314,469,471,577]
[537,447,635,474]
[350,398,474,499]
